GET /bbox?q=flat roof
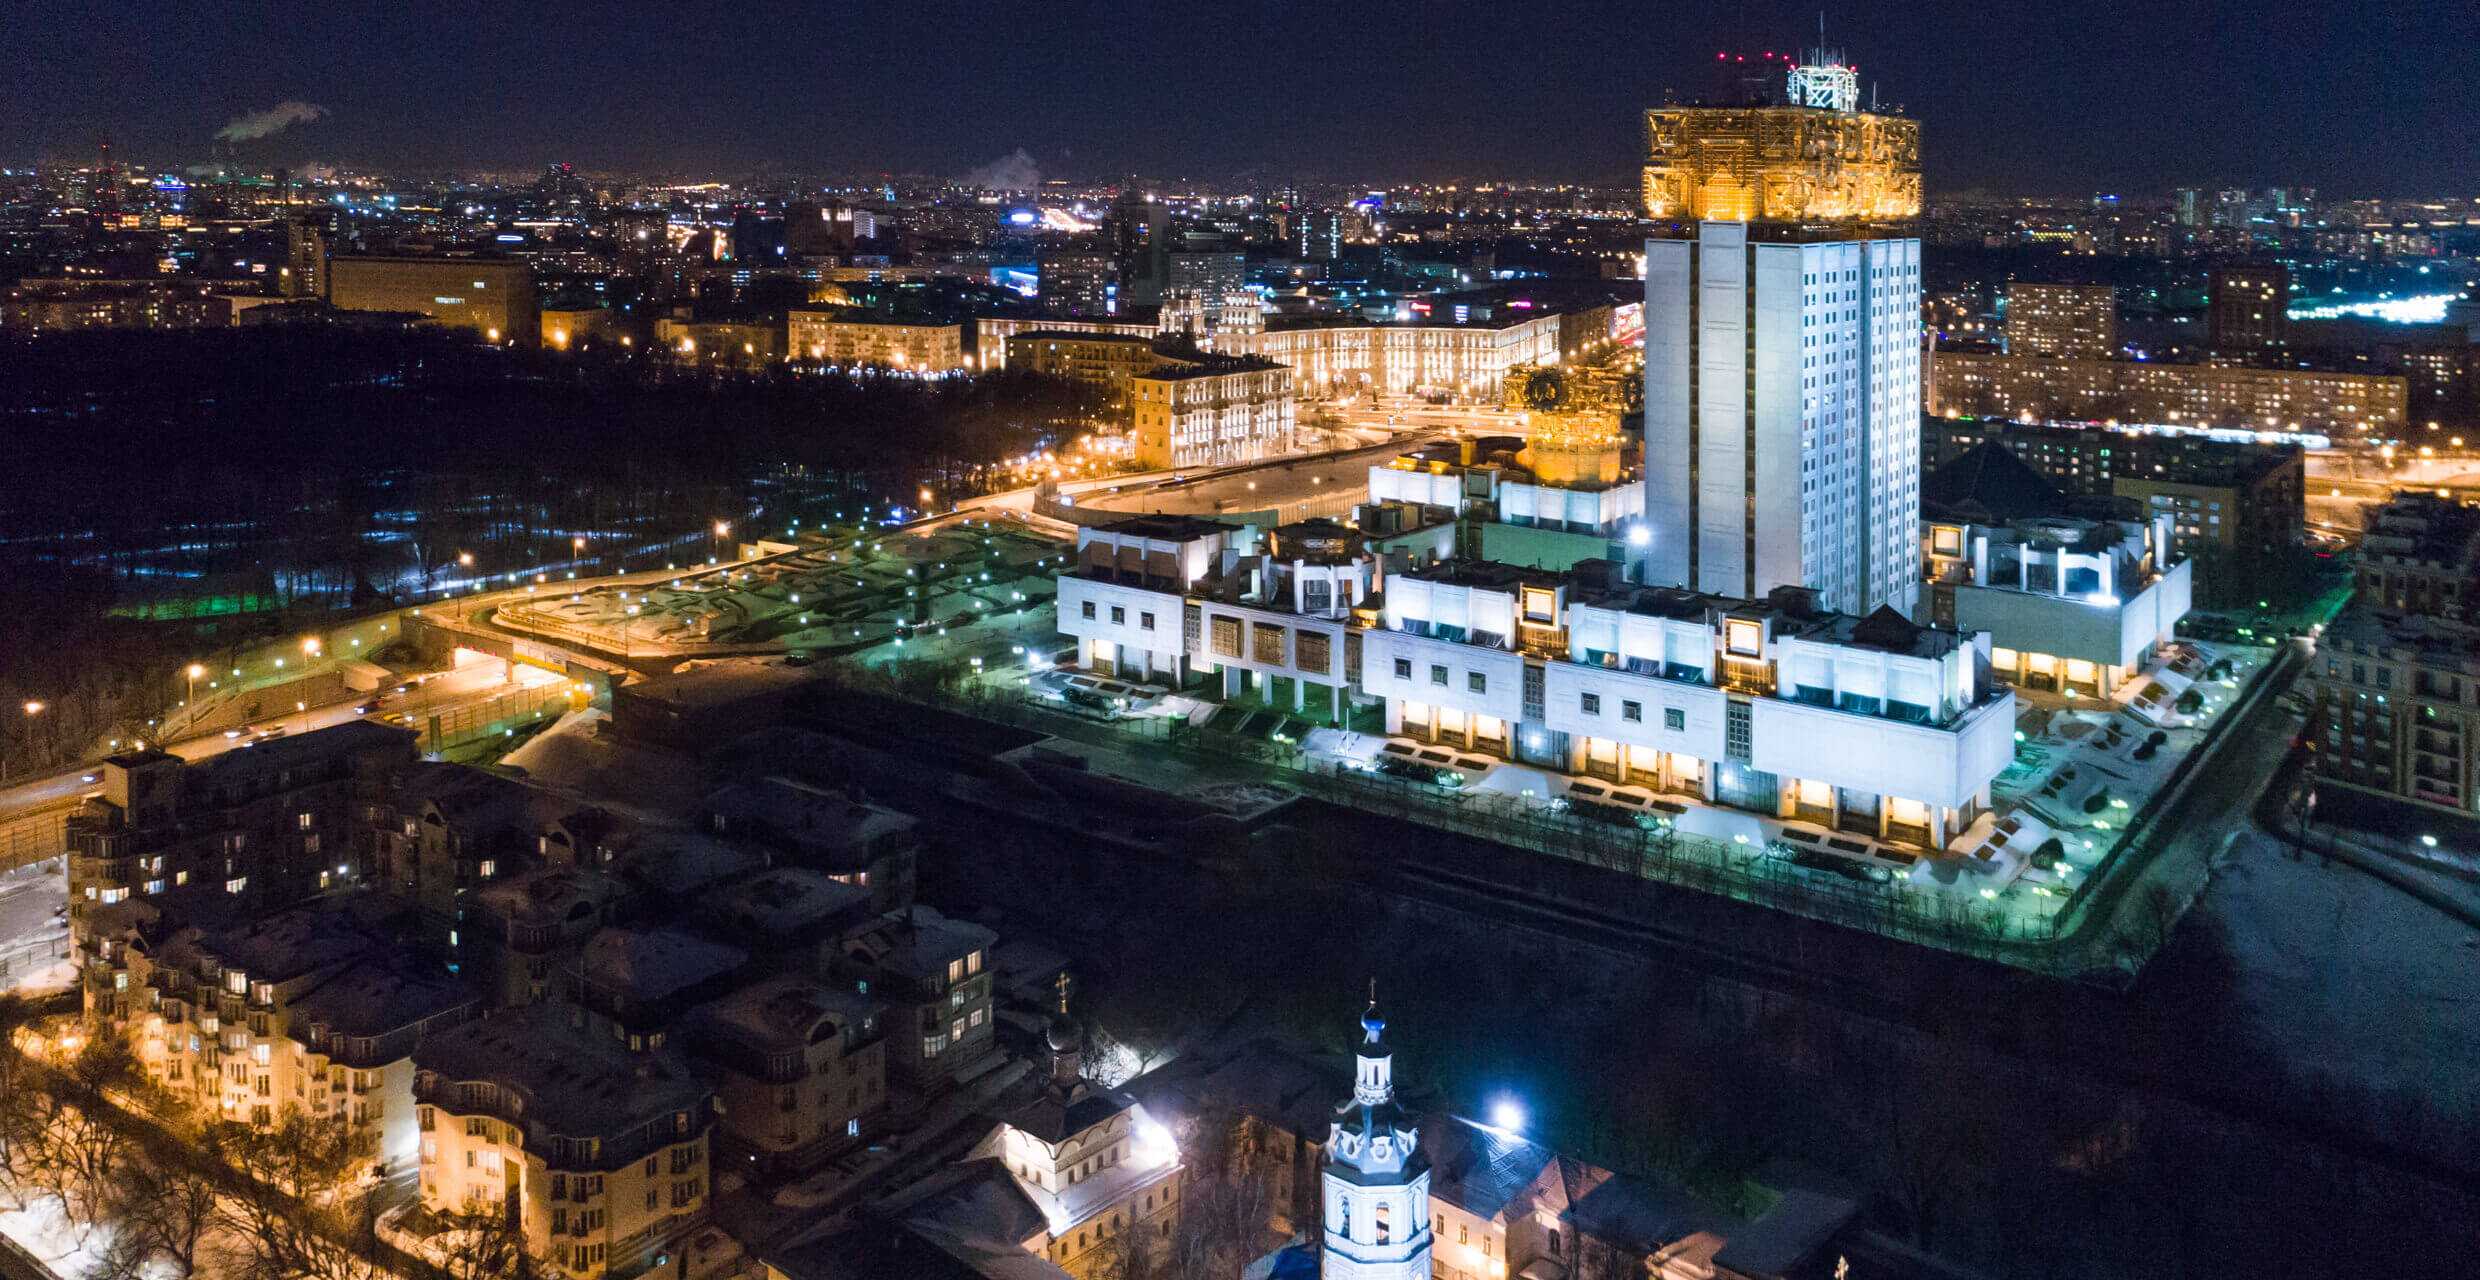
[190,719,414,788]
[705,776,917,853]
[208,897,388,984]
[290,960,472,1039]
[1091,514,1239,541]
[1004,329,1156,345]
[1133,355,1282,380]
[1398,558,1569,590]
[698,867,874,938]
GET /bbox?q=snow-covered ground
[2203,829,2480,1109]
[0,859,70,993]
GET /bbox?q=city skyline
[3,6,2480,1277]
[5,0,2477,195]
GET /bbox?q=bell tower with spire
[1321,988,1430,1280]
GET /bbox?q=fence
[903,678,2067,966]
[0,810,68,876]
[1268,754,2062,959]
[418,688,572,753]
[0,937,69,986]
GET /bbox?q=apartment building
[1928,349,2404,437]
[2352,492,2480,617]
[414,1004,716,1279]
[67,720,416,933]
[2309,610,2480,814]
[832,907,997,1096]
[1921,418,2306,560]
[698,776,919,915]
[82,896,475,1171]
[1128,357,1296,469]
[1243,313,1561,399]
[974,315,1160,370]
[785,311,968,371]
[2004,283,2117,359]
[687,974,888,1178]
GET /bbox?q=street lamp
[301,637,322,660]
[22,701,41,716]
[187,664,205,704]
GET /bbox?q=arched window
[1375,1202,1391,1245]
[1338,1197,1350,1240]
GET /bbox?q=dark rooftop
[413,1003,708,1140]
[1399,558,1570,590]
[1922,440,2069,523]
[1091,513,1239,541]
[190,718,414,788]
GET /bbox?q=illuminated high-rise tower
[1640,53,1923,616]
[1321,996,1430,1280]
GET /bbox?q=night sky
[7,0,2476,195]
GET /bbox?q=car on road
[1790,849,1891,884]
[80,772,97,784]
[381,712,412,727]
[224,728,245,739]
[1058,687,1127,721]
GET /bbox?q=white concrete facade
[1375,566,2012,848]
[1643,223,1922,616]
[1921,515,2193,695]
[1058,519,1369,716]
[1368,463,1645,538]
[1050,518,2015,849]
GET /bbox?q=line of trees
[0,995,522,1279]
[0,326,1109,772]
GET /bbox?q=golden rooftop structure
[1641,57,1920,223]
[1504,364,1639,487]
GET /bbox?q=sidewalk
[2263,809,2480,933]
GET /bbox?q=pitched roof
[1709,1189,1859,1279]
[1566,1173,1736,1256]
[1425,1115,1604,1222]
[1921,440,2068,523]
[1004,1083,1132,1146]
[578,925,746,1002]
[1847,604,1928,654]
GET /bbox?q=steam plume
[966,148,1041,191]
[215,101,328,142]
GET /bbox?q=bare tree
[96,1154,222,1279]
[24,1033,144,1242]
[0,993,45,1202]
[1164,1172,1276,1280]
[204,1109,386,1280]
[426,1205,535,1280]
